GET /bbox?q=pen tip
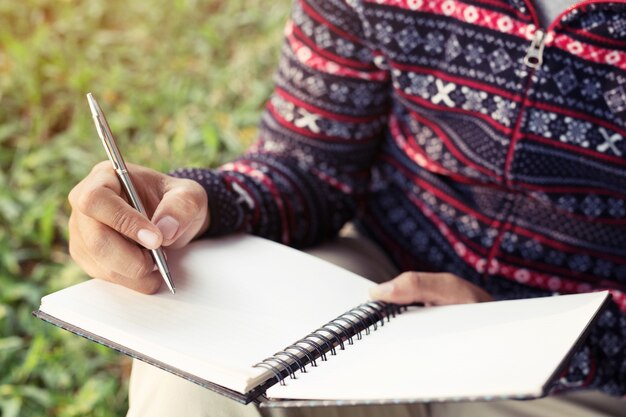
[164,271,176,294]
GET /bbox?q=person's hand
[369,271,493,306]
[68,161,209,294]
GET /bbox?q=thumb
[369,272,493,306]
[369,272,438,305]
[151,178,208,248]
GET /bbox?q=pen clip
[86,93,127,172]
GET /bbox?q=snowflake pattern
[329,83,350,103]
[553,66,578,95]
[501,232,518,253]
[461,87,487,112]
[424,31,445,54]
[557,195,578,213]
[455,215,481,238]
[488,48,512,73]
[335,38,355,57]
[580,10,606,30]
[560,117,591,147]
[580,78,601,100]
[351,84,375,108]
[445,34,462,61]
[395,26,421,52]
[464,43,485,66]
[520,239,543,260]
[581,195,604,217]
[545,250,566,266]
[314,25,333,49]
[406,73,433,98]
[608,13,626,37]
[607,199,626,217]
[375,22,394,44]
[527,110,557,138]
[491,96,516,127]
[180,2,626,397]
[304,76,327,97]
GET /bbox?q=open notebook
[34,235,610,407]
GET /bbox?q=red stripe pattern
[173,0,626,396]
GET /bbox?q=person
[68,0,626,416]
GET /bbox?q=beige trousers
[127,226,626,417]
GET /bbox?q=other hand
[369,271,493,306]
[68,161,209,293]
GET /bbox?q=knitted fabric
[172,0,626,396]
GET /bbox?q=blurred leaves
[0,0,289,415]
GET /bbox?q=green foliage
[0,0,290,415]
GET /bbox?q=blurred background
[0,0,289,415]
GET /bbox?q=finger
[151,178,209,248]
[70,236,160,294]
[70,169,163,250]
[369,272,492,305]
[70,212,163,294]
[369,272,442,305]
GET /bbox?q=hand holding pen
[66,94,209,294]
[87,93,176,293]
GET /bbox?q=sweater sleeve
[172,0,390,247]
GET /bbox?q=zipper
[523,29,546,69]
[521,0,626,69]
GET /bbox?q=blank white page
[39,234,373,394]
[266,291,608,403]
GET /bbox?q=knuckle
[128,251,154,281]
[110,208,139,237]
[68,184,80,206]
[172,190,203,218]
[184,178,206,199]
[180,178,206,201]
[74,187,100,215]
[92,160,111,173]
[406,271,422,290]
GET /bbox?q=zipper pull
[524,29,546,69]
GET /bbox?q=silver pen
[86,93,176,294]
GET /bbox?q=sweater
[173,0,626,396]
[534,0,578,28]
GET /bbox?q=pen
[86,92,176,294]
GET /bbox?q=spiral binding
[253,301,406,386]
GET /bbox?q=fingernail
[369,282,394,299]
[155,216,179,241]
[152,264,158,272]
[138,229,159,249]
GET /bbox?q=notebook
[34,234,610,407]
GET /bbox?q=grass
[0,0,290,415]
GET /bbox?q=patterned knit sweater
[173,0,626,396]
